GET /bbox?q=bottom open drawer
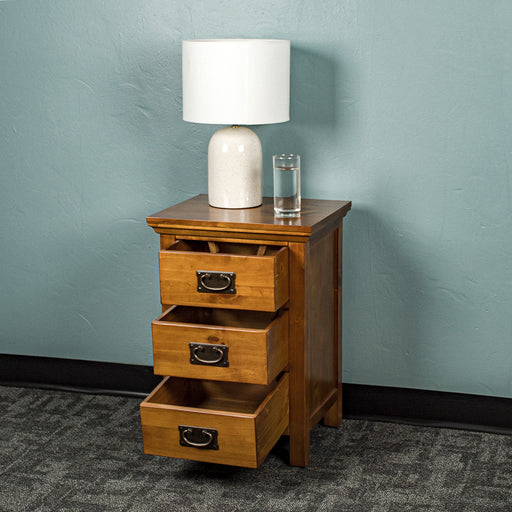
[140,373,289,468]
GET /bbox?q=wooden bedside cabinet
[140,194,351,468]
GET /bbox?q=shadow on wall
[344,206,429,387]
[260,45,344,193]
[291,45,338,129]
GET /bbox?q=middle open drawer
[152,306,289,385]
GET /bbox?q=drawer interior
[170,239,282,256]
[148,377,280,415]
[159,306,276,330]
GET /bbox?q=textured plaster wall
[1,1,511,398]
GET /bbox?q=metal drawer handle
[199,272,232,292]
[196,271,236,294]
[189,343,229,367]
[179,425,219,450]
[179,427,218,449]
[182,428,213,447]
[192,345,224,364]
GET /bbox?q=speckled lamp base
[208,126,262,209]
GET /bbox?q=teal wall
[1,1,511,398]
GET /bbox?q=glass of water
[273,154,301,217]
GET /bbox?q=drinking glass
[273,154,301,217]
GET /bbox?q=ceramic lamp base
[208,126,262,209]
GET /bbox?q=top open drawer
[159,240,289,312]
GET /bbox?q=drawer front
[152,307,288,385]
[159,243,289,312]
[140,373,289,468]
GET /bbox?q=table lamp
[182,39,290,209]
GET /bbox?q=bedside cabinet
[140,194,351,468]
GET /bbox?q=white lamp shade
[182,39,290,125]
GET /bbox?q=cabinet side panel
[308,230,336,421]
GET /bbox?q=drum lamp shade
[182,39,290,126]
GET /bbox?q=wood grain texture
[308,230,336,422]
[288,226,342,464]
[154,227,313,243]
[143,195,351,468]
[159,234,176,250]
[175,234,290,246]
[310,388,338,429]
[207,241,219,253]
[159,242,288,312]
[140,374,289,468]
[324,222,344,427]
[152,306,288,385]
[147,195,351,240]
[255,372,290,467]
[287,241,310,467]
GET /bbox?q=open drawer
[140,373,289,468]
[159,240,289,312]
[152,306,288,385]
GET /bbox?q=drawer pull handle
[193,345,223,364]
[179,425,219,450]
[189,343,229,367]
[196,271,236,294]
[200,272,231,291]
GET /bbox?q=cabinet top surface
[147,195,351,238]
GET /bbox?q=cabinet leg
[323,222,344,429]
[323,385,343,427]
[289,426,310,467]
[288,241,310,467]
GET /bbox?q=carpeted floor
[1,385,511,512]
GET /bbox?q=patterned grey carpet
[1,385,511,512]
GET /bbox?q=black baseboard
[1,354,511,434]
[343,383,512,434]
[0,354,161,398]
